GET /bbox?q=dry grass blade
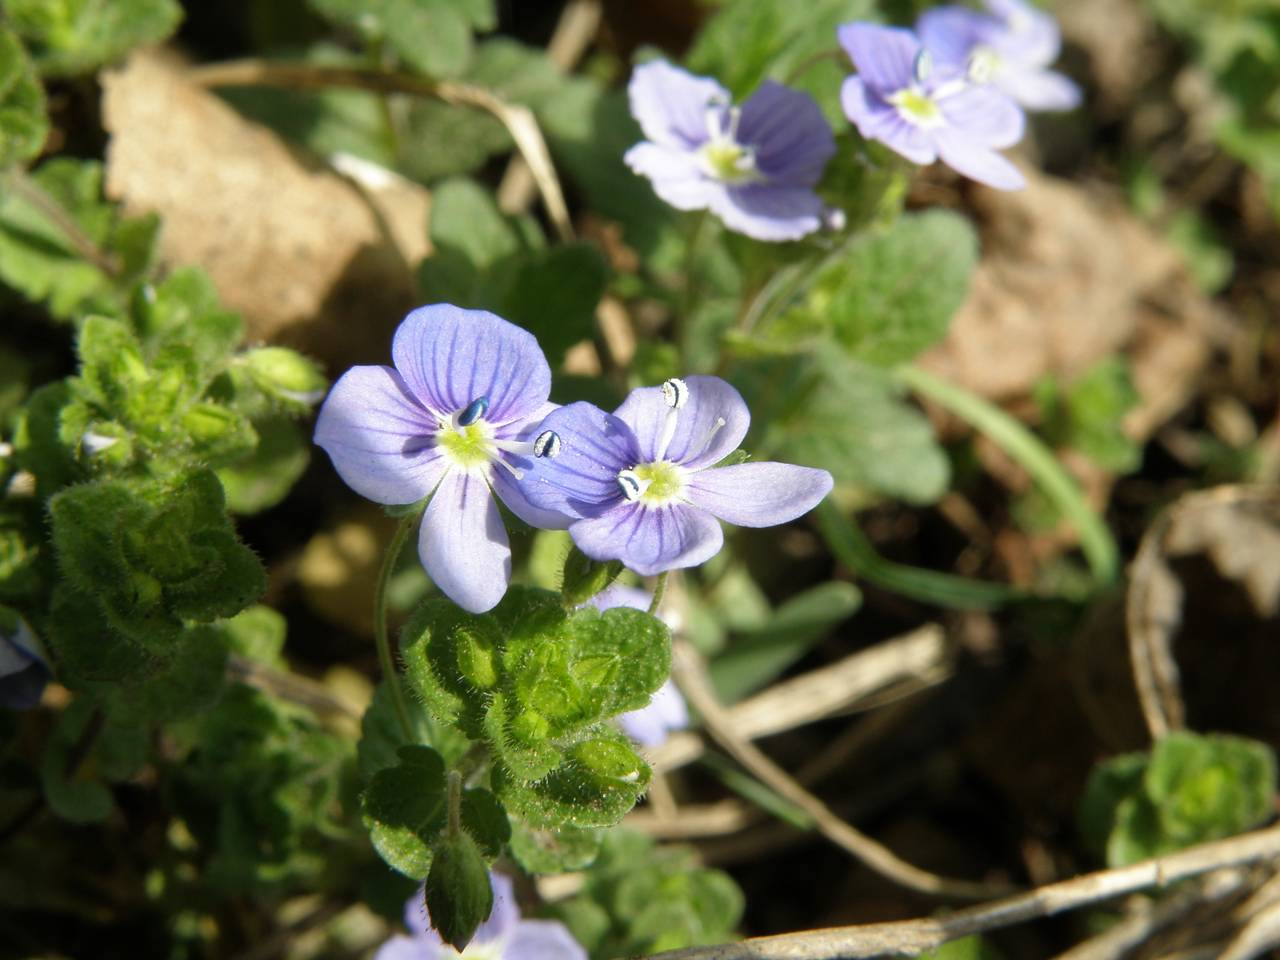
[669,640,1011,901]
[647,824,1280,960]
[650,624,951,775]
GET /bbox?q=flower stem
[446,770,463,836]
[375,511,421,742]
[895,364,1120,586]
[648,571,669,615]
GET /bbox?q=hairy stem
[896,364,1120,586]
[376,511,421,742]
[648,571,669,615]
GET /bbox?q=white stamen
[695,417,727,455]
[912,48,933,87]
[532,430,561,459]
[661,378,689,410]
[966,47,997,85]
[617,469,649,502]
[492,438,537,457]
[491,455,525,482]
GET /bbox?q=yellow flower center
[889,88,942,127]
[631,460,687,505]
[437,420,494,469]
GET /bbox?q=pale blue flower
[839,22,1027,190]
[520,376,832,576]
[918,0,1082,112]
[625,60,837,241]
[0,615,48,711]
[314,305,569,614]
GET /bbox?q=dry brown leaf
[100,49,430,370]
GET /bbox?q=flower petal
[519,402,639,520]
[391,304,551,425]
[420,470,511,613]
[314,365,447,505]
[686,461,833,527]
[933,128,1026,189]
[505,920,589,960]
[613,375,749,470]
[738,80,835,187]
[841,77,938,165]
[624,142,721,211]
[837,23,920,94]
[1000,66,1081,111]
[618,679,689,748]
[571,503,724,576]
[374,934,435,960]
[472,873,520,945]
[628,59,727,150]
[985,0,1061,65]
[715,184,825,241]
[938,85,1025,148]
[917,7,993,66]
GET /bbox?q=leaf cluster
[1080,731,1278,867]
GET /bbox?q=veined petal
[1000,65,1081,111]
[391,304,551,426]
[985,0,1061,65]
[506,920,589,960]
[420,471,511,613]
[314,365,447,505]
[837,23,920,94]
[491,465,573,530]
[738,80,836,186]
[841,77,938,165]
[628,59,728,151]
[686,462,833,527]
[714,184,825,241]
[519,402,639,520]
[613,375,749,470]
[938,84,1025,148]
[934,128,1026,189]
[373,935,430,960]
[571,503,724,576]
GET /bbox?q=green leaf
[1079,751,1147,859]
[40,699,112,824]
[234,347,327,413]
[308,0,476,78]
[0,26,47,166]
[3,0,182,77]
[401,598,507,739]
[424,831,494,951]
[494,726,651,828]
[216,417,310,515]
[710,581,861,703]
[1037,358,1142,473]
[509,822,603,874]
[501,243,608,367]
[104,624,230,723]
[758,354,951,505]
[0,159,157,321]
[359,681,466,781]
[0,497,46,602]
[921,936,1006,960]
[132,267,244,370]
[559,548,623,610]
[461,787,510,860]
[779,210,978,367]
[430,176,527,268]
[361,744,448,879]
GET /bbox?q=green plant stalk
[816,500,1023,610]
[896,364,1120,586]
[376,511,422,741]
[446,770,463,836]
[649,571,669,615]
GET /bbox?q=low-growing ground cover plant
[1,1,1278,958]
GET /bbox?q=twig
[226,654,360,719]
[649,624,951,776]
[669,640,1012,901]
[188,59,573,242]
[496,0,600,216]
[646,823,1280,960]
[4,167,122,276]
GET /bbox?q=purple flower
[377,871,586,960]
[624,60,837,242]
[838,23,1027,190]
[314,305,570,615]
[0,616,48,711]
[585,584,689,748]
[519,376,833,576]
[918,0,1081,112]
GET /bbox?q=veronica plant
[917,0,1082,112]
[314,304,568,614]
[838,22,1027,190]
[521,376,833,575]
[624,60,837,241]
[0,608,48,711]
